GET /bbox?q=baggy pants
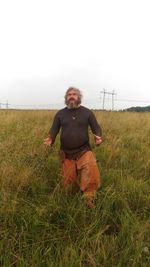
[61,151,101,200]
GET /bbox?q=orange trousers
[61,151,101,200]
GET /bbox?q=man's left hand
[93,134,102,146]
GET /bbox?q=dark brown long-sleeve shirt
[49,106,102,159]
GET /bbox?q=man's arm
[88,111,102,145]
[44,112,61,146]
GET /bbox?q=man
[44,87,102,208]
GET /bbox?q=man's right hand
[43,136,52,146]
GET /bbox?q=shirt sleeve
[88,111,102,137]
[49,112,61,144]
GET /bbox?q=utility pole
[6,100,8,109]
[100,88,106,110]
[112,90,117,110]
[100,89,117,110]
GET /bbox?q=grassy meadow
[0,110,150,267]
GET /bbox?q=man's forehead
[67,90,78,94]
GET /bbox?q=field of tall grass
[0,110,150,267]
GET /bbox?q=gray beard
[67,103,80,109]
[66,100,81,109]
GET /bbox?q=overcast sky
[0,0,150,110]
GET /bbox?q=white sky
[0,0,150,110]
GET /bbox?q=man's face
[66,90,79,103]
[66,90,80,108]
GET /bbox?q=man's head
[65,87,82,109]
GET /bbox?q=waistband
[65,149,91,160]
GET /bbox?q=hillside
[123,105,150,112]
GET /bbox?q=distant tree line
[122,105,150,112]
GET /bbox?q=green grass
[0,110,150,267]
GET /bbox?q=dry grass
[0,110,150,267]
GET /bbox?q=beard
[65,98,81,109]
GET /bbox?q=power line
[115,98,150,103]
[0,102,62,109]
[0,97,150,110]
